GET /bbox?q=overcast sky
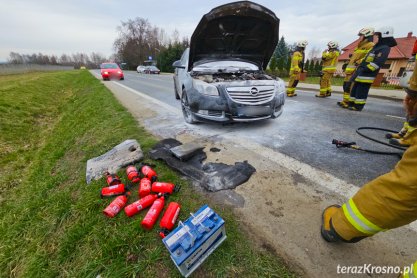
[0,0,415,62]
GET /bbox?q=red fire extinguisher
[151,182,180,194]
[139,177,151,198]
[159,202,181,238]
[126,165,140,183]
[124,194,158,217]
[139,164,158,182]
[141,195,165,230]
[101,183,127,198]
[103,195,128,218]
[105,171,121,186]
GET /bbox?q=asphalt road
[96,70,406,187]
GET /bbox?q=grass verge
[0,70,296,277]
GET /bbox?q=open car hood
[189,1,279,71]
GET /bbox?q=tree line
[7,51,109,69]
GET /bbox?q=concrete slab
[86,139,143,184]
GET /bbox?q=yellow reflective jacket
[290,51,303,73]
[345,39,375,74]
[321,50,340,73]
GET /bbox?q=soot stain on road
[149,138,256,192]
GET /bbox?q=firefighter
[337,27,375,107]
[287,40,308,97]
[320,84,417,243]
[316,41,340,98]
[346,26,397,111]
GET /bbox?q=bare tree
[307,47,322,61]
[8,52,23,64]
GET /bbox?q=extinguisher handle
[174,184,181,193]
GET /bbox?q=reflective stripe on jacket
[342,199,385,235]
[345,39,375,74]
[322,50,340,73]
[354,44,391,83]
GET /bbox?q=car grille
[226,86,275,105]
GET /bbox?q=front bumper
[187,86,285,122]
[101,72,124,79]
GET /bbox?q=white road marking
[386,115,406,120]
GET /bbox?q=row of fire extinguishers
[101,164,181,238]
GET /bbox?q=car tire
[120,77,124,80]
[181,89,197,124]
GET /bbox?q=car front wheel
[181,89,197,124]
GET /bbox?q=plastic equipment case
[162,205,227,277]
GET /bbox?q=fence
[267,69,403,89]
[0,64,74,75]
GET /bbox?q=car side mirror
[172,60,185,69]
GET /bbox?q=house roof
[339,32,416,61]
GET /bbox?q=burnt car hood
[189,1,279,71]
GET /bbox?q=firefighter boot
[321,205,342,242]
[348,103,364,111]
[325,90,332,97]
[337,101,348,107]
[337,101,350,108]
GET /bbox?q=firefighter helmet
[297,40,308,48]
[358,27,375,37]
[376,26,394,38]
[327,41,339,49]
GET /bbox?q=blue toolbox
[162,205,227,277]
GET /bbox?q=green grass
[0,71,296,277]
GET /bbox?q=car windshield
[193,61,258,73]
[101,63,119,69]
[147,66,158,70]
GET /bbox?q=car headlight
[103,71,108,74]
[117,71,122,74]
[192,79,219,96]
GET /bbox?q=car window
[180,48,189,65]
[101,63,119,69]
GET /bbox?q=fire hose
[332,127,407,158]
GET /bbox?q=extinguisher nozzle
[159,228,170,238]
[174,184,181,193]
[151,176,158,183]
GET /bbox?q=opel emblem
[250,87,258,96]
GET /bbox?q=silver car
[173,1,285,124]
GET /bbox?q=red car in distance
[100,63,124,80]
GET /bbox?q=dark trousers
[349,82,372,110]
